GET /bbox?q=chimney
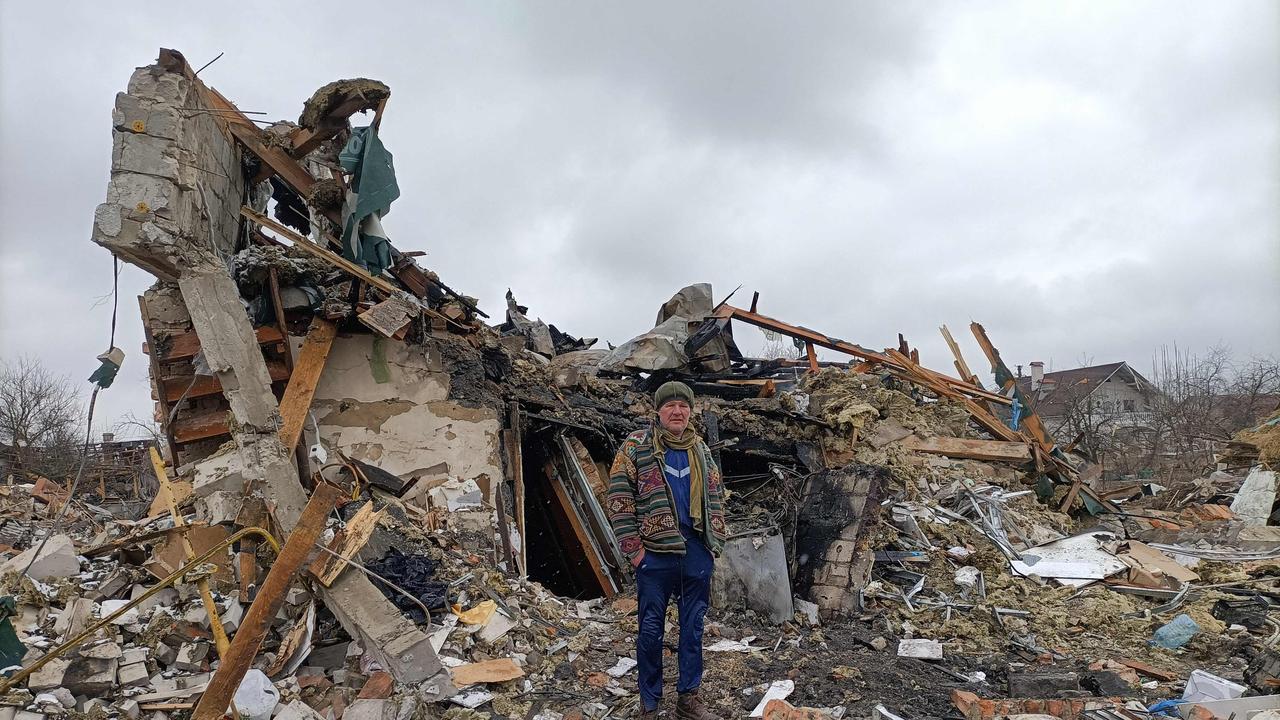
[1030,361,1045,392]
[101,432,114,443]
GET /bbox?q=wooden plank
[900,435,1032,463]
[160,361,290,402]
[939,325,980,386]
[450,658,525,687]
[716,305,1011,406]
[138,296,182,464]
[278,317,339,453]
[191,484,342,720]
[508,403,526,579]
[309,501,384,586]
[241,208,398,294]
[805,342,819,373]
[171,410,231,444]
[544,462,614,598]
[153,326,284,363]
[1114,657,1178,682]
[267,268,294,371]
[150,448,233,657]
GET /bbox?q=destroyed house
[9,47,1265,718]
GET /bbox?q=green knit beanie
[654,381,695,409]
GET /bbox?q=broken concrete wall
[794,464,887,616]
[92,54,245,278]
[304,334,504,504]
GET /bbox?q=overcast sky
[1,1,1277,438]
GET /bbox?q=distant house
[1015,361,1159,437]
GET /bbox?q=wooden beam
[151,326,283,363]
[543,462,614,598]
[715,305,1011,406]
[191,483,342,720]
[900,435,1033,464]
[508,403,526,579]
[150,448,233,659]
[242,208,397,294]
[278,317,338,453]
[805,342,819,373]
[171,410,231,445]
[940,325,980,387]
[309,501,383,586]
[267,268,294,372]
[160,361,289,402]
[137,296,182,465]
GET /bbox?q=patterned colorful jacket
[606,428,727,562]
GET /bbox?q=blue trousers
[635,533,714,712]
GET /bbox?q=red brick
[357,671,394,699]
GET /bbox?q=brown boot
[638,709,659,720]
[676,690,721,720]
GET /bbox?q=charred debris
[0,49,1277,720]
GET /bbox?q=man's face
[657,399,691,435]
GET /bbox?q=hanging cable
[21,259,121,575]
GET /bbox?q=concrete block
[130,585,179,617]
[93,569,132,601]
[119,662,151,687]
[195,491,243,526]
[117,699,141,720]
[50,688,76,708]
[477,612,518,645]
[63,656,118,696]
[26,658,71,692]
[154,643,178,666]
[344,699,390,720]
[101,598,140,625]
[276,699,326,720]
[219,599,244,634]
[15,711,43,720]
[897,639,943,660]
[178,672,211,689]
[2,535,80,582]
[320,572,441,683]
[1008,671,1080,698]
[711,534,795,623]
[174,642,209,671]
[53,598,94,642]
[191,449,250,499]
[82,641,122,660]
[183,605,210,629]
[121,648,148,666]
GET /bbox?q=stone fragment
[1007,671,1080,698]
[82,641,123,660]
[119,662,151,687]
[25,658,71,692]
[121,647,148,666]
[154,643,178,666]
[101,598,140,625]
[174,642,209,671]
[63,656,118,696]
[117,699,141,720]
[1,536,80,582]
[50,688,75,709]
[344,699,390,720]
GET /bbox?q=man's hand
[631,549,645,569]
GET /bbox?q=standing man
[607,381,727,720]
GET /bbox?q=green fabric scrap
[339,126,399,277]
[0,597,26,675]
[370,337,391,384]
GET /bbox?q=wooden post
[507,402,526,579]
[191,483,341,720]
[149,448,234,658]
[277,318,338,453]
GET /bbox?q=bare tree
[0,357,84,465]
[1141,345,1280,477]
[1051,377,1126,466]
[760,332,803,360]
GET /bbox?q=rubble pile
[0,45,1265,720]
